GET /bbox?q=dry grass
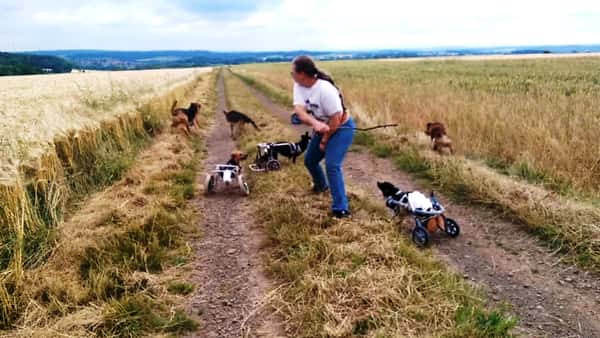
[0,68,216,335]
[231,62,600,272]
[223,71,515,337]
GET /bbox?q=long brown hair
[292,55,347,112]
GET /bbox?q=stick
[337,123,398,131]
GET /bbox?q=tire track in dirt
[238,78,600,338]
[185,73,284,338]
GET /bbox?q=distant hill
[31,50,336,70]
[22,44,600,71]
[0,52,73,76]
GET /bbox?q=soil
[185,73,284,338]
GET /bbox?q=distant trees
[0,52,73,76]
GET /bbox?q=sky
[1,0,600,52]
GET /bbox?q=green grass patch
[97,294,198,337]
[452,305,517,338]
[167,281,195,296]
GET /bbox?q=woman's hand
[294,105,329,133]
[313,120,330,134]
[319,139,327,152]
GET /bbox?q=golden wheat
[0,68,216,335]
[232,58,600,271]
[0,68,207,181]
[236,57,600,198]
[0,67,210,328]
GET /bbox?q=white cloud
[1,0,599,51]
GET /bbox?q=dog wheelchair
[385,191,460,246]
[204,164,250,196]
[249,143,282,172]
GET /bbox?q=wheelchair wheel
[412,226,429,247]
[238,175,250,196]
[242,182,250,196]
[444,217,460,237]
[266,159,281,171]
[204,174,215,195]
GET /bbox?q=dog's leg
[233,123,239,140]
[192,118,201,135]
[239,122,246,137]
[177,124,189,136]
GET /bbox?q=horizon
[10,43,600,54]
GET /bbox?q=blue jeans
[304,118,355,212]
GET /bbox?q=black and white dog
[271,132,311,163]
[377,181,411,214]
[377,181,438,213]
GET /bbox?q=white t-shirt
[293,79,343,123]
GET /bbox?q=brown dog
[425,122,453,155]
[227,150,248,167]
[171,113,191,136]
[171,101,201,136]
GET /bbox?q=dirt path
[185,73,284,338]
[239,80,600,338]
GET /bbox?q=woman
[291,55,355,218]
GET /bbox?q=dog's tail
[246,116,260,130]
[171,100,178,115]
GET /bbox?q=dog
[171,101,201,136]
[377,181,443,233]
[425,122,453,155]
[171,113,191,136]
[223,110,259,140]
[227,150,248,167]
[271,132,311,163]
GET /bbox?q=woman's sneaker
[332,210,351,219]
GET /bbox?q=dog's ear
[425,123,432,134]
[240,153,248,160]
[223,110,228,114]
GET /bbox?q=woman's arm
[319,111,343,151]
[294,104,330,133]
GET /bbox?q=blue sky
[1,0,599,51]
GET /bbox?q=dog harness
[385,191,409,211]
[386,191,435,213]
[272,142,302,156]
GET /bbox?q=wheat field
[0,67,210,324]
[235,57,600,198]
[232,57,600,271]
[0,68,207,182]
